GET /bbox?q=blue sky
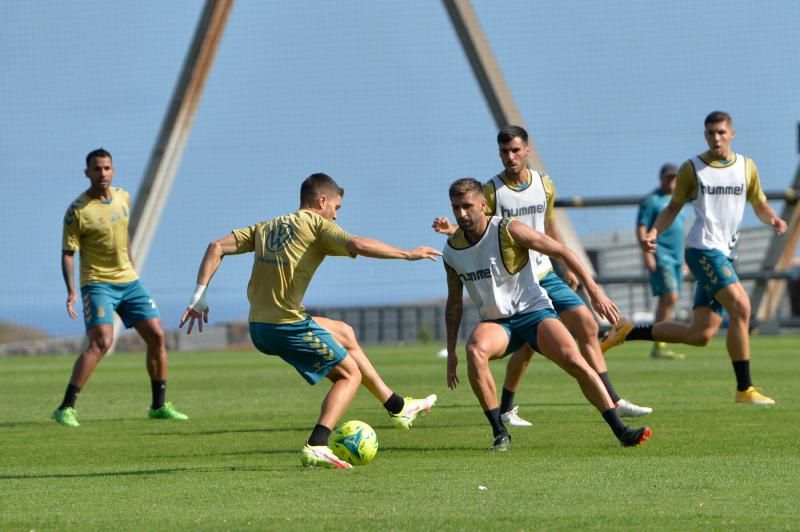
[2,1,799,336]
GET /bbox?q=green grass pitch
[1,335,799,530]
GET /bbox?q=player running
[604,111,787,405]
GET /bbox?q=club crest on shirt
[266,223,294,252]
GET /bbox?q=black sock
[484,407,507,438]
[598,372,621,403]
[58,384,81,410]
[308,424,332,446]
[383,393,405,415]
[602,408,627,439]
[732,360,752,392]
[499,387,515,414]
[151,380,166,410]
[627,325,654,341]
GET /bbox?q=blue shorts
[249,317,348,384]
[539,271,585,314]
[81,280,160,331]
[649,261,682,297]
[484,307,559,357]
[685,248,740,315]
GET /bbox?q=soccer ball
[330,420,379,466]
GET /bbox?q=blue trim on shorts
[484,307,559,356]
[539,271,585,313]
[249,317,348,384]
[80,280,159,331]
[649,261,682,297]
[685,248,739,315]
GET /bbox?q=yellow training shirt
[62,187,138,287]
[231,209,354,324]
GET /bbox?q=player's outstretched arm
[753,201,787,235]
[444,265,463,390]
[61,251,78,319]
[180,233,240,334]
[506,220,619,324]
[432,217,457,236]
[346,237,442,261]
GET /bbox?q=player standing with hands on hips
[603,111,787,405]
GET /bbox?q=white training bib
[687,154,747,257]
[490,170,553,277]
[443,216,553,320]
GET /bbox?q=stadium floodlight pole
[110,0,234,352]
[750,162,800,321]
[441,0,595,276]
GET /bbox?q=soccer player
[180,173,440,469]
[636,163,686,360]
[53,148,187,428]
[603,111,787,405]
[442,178,651,451]
[433,126,651,423]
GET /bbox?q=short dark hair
[497,125,528,145]
[300,173,344,206]
[86,148,112,167]
[449,177,484,199]
[704,111,732,127]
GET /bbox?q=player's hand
[180,307,208,334]
[432,217,456,236]
[406,246,443,261]
[446,351,459,389]
[644,252,657,273]
[772,217,788,235]
[642,229,657,253]
[588,289,619,325]
[562,269,579,290]
[65,291,78,319]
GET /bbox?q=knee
[687,329,714,346]
[726,298,751,322]
[337,323,358,349]
[88,334,114,357]
[574,318,599,341]
[465,341,491,369]
[332,359,361,384]
[561,353,590,378]
[145,327,166,349]
[663,292,679,306]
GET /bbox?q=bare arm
[444,265,464,390]
[636,224,657,272]
[753,201,787,235]
[180,233,240,334]
[506,220,619,323]
[61,250,78,319]
[643,200,682,251]
[544,216,579,288]
[346,237,441,261]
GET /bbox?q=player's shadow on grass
[0,464,285,480]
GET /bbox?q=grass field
[2,335,799,530]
